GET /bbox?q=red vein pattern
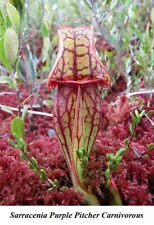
[48,26,111,88]
[48,26,111,204]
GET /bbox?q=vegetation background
[1,0,154,94]
[0,0,154,206]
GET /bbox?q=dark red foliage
[87,95,154,205]
[0,84,154,205]
[0,85,81,205]
[0,138,81,205]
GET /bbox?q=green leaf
[40,169,47,182]
[132,118,136,127]
[139,101,145,110]
[6,2,20,30]
[0,76,16,89]
[14,71,21,86]
[83,157,88,166]
[31,157,38,166]
[106,154,112,160]
[28,162,35,169]
[53,179,58,187]
[42,37,50,62]
[144,23,150,46]
[106,153,115,161]
[135,109,139,117]
[41,24,48,37]
[21,105,28,121]
[110,0,118,10]
[40,175,47,182]
[14,57,21,86]
[139,110,145,118]
[116,148,126,157]
[12,132,20,143]
[48,187,54,191]
[0,38,11,71]
[48,178,54,186]
[76,150,82,159]
[11,117,25,139]
[18,138,27,150]
[148,143,154,151]
[34,168,41,175]
[82,148,86,156]
[112,161,118,170]
[129,124,134,136]
[43,99,53,107]
[147,110,153,117]
[5,15,12,29]
[15,56,21,74]
[116,156,122,163]
[1,105,14,115]
[150,8,154,24]
[130,112,136,120]
[125,138,129,147]
[20,152,28,161]
[8,138,16,148]
[27,44,37,87]
[110,155,115,162]
[40,169,47,178]
[105,168,110,179]
[4,28,19,65]
[60,186,68,191]
[70,2,80,16]
[0,10,6,36]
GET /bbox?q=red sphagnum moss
[0,84,154,205]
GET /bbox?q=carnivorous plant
[47,26,111,205]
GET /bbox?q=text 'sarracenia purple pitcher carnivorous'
[47,26,111,205]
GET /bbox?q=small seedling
[76,148,88,169]
[8,115,57,189]
[129,109,145,137]
[105,148,126,187]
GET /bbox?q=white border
[0,206,152,225]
